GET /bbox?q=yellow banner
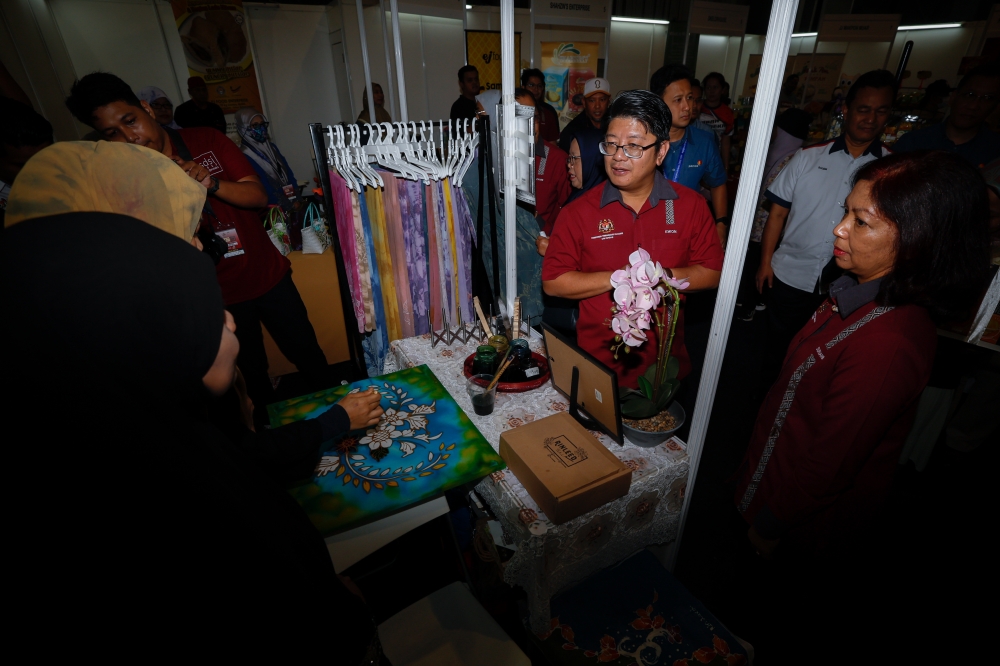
[540,41,600,126]
[170,0,263,114]
[465,31,522,93]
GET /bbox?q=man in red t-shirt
[542,90,724,390]
[67,73,329,418]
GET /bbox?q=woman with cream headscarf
[234,107,298,211]
[6,139,379,474]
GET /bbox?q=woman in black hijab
[4,213,385,661]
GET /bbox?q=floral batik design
[267,365,505,536]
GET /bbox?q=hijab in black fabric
[566,127,607,204]
[4,212,223,401]
[4,214,375,658]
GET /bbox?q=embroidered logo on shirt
[194,151,224,175]
[598,219,615,233]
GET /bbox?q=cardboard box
[499,412,632,524]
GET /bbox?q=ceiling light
[466,4,472,8]
[611,17,669,25]
[791,32,817,37]
[897,23,961,31]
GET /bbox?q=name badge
[282,183,298,201]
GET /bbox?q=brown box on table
[499,412,632,525]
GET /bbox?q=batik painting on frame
[267,365,505,536]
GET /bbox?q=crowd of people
[1,50,997,660]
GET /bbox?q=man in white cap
[559,77,611,152]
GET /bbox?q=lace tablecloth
[385,334,690,633]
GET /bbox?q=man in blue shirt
[650,64,729,246]
[894,64,1000,168]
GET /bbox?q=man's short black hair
[66,72,142,127]
[458,65,478,81]
[514,87,533,102]
[689,77,702,91]
[521,68,544,87]
[604,89,672,144]
[0,98,54,148]
[957,63,1000,92]
[650,64,693,98]
[845,69,897,108]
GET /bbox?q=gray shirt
[765,136,888,292]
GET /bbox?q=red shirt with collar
[542,172,724,388]
[174,128,290,305]
[535,141,572,235]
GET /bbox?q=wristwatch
[715,215,731,226]
[206,176,220,195]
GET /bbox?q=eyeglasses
[566,155,581,165]
[598,141,658,159]
[959,90,998,103]
[150,101,173,110]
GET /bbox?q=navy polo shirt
[661,125,727,191]
[892,123,1000,168]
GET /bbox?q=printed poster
[540,41,601,128]
[741,53,845,104]
[170,0,263,114]
[465,30,522,94]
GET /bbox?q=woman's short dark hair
[604,90,671,144]
[521,68,545,86]
[66,72,141,127]
[852,151,991,323]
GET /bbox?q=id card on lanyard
[204,202,244,258]
[671,138,689,183]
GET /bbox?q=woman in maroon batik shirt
[735,151,991,557]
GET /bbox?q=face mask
[247,124,268,142]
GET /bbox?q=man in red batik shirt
[543,90,723,390]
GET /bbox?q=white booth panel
[245,3,343,182]
[606,21,667,96]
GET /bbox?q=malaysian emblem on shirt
[598,219,615,233]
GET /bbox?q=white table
[385,334,690,633]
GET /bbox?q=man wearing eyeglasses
[542,90,724,389]
[894,64,1000,168]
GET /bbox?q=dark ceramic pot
[622,401,686,448]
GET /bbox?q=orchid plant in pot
[609,248,690,445]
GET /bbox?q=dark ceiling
[282,1,997,35]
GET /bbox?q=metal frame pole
[682,0,696,65]
[664,0,801,570]
[604,7,613,76]
[500,0,517,318]
[378,0,397,120]
[798,33,818,106]
[356,0,377,125]
[732,33,746,103]
[529,2,535,68]
[389,0,408,122]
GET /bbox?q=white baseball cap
[583,78,611,98]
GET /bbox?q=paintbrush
[485,353,515,393]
